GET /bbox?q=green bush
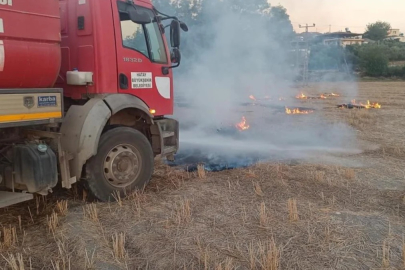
[359,46,389,76]
[385,66,405,78]
[348,41,405,64]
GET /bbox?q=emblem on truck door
[23,96,34,109]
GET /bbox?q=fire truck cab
[0,0,187,206]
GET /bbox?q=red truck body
[0,0,174,116]
[0,0,184,207]
[0,0,61,88]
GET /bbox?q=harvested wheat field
[1,81,405,270]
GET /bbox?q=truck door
[113,1,173,116]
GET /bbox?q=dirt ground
[1,81,405,270]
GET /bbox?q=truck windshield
[119,6,168,64]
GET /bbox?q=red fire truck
[0,0,187,207]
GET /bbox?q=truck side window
[144,20,167,63]
[119,8,168,64]
[121,18,149,58]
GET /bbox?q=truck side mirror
[162,48,182,75]
[129,10,151,24]
[180,22,189,32]
[170,20,181,48]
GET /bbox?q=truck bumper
[152,118,179,160]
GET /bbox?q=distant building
[388,29,401,37]
[323,37,366,47]
[385,28,405,42]
[302,28,366,47]
[318,28,365,47]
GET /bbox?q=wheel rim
[103,144,142,188]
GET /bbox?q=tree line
[153,0,404,80]
[152,0,295,77]
[310,21,405,78]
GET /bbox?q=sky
[274,0,405,34]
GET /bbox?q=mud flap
[60,98,111,181]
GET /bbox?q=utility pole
[296,23,315,87]
[299,23,316,33]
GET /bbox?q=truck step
[0,191,33,208]
[162,131,175,138]
[162,146,177,155]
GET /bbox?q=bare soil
[1,81,405,270]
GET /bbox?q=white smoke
[170,1,360,167]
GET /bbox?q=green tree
[266,5,294,42]
[152,0,294,76]
[363,21,391,41]
[359,45,389,76]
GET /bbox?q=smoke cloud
[167,1,360,168]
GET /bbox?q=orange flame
[296,92,307,99]
[320,94,327,99]
[364,100,381,109]
[371,101,381,109]
[235,116,250,131]
[249,95,257,101]
[351,99,381,109]
[285,107,314,115]
[330,93,340,97]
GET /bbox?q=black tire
[84,127,154,202]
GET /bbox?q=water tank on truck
[0,0,61,88]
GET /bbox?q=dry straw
[56,200,68,216]
[402,236,405,269]
[248,239,280,270]
[288,198,299,222]
[253,181,264,197]
[174,198,192,225]
[112,232,126,260]
[1,226,18,249]
[83,203,98,222]
[112,191,123,207]
[344,169,355,180]
[47,211,59,233]
[259,202,269,227]
[382,240,390,268]
[197,164,206,179]
[2,253,26,270]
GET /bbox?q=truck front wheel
[84,127,154,202]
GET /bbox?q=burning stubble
[171,1,361,170]
[285,107,314,115]
[338,99,381,109]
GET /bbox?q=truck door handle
[119,73,128,89]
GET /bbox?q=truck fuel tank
[13,143,58,194]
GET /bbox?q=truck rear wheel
[84,127,154,202]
